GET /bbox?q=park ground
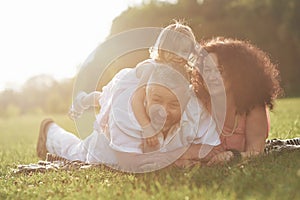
[0,98,299,200]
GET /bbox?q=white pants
[46,123,117,165]
[46,123,186,173]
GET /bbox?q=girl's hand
[141,134,161,153]
[146,135,159,146]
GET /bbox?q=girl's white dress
[46,60,220,172]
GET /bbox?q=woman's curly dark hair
[191,37,283,114]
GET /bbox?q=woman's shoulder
[246,105,269,118]
[244,105,270,135]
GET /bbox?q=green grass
[1,98,300,200]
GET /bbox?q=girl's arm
[80,91,102,107]
[131,86,151,127]
[132,86,160,148]
[133,61,154,127]
[69,91,102,119]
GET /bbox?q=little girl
[70,21,200,153]
[131,22,198,151]
[37,22,220,172]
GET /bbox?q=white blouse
[94,60,220,154]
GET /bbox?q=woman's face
[202,53,227,95]
[145,84,182,132]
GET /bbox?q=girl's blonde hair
[149,21,196,68]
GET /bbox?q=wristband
[227,149,242,162]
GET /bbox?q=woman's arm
[207,106,268,165]
[242,105,268,158]
[175,103,223,167]
[174,144,223,167]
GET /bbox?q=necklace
[221,114,238,137]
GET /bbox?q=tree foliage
[0,0,299,115]
[110,0,300,96]
[0,75,74,116]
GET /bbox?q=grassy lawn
[0,98,299,200]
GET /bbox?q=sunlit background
[0,0,299,116]
[0,0,150,91]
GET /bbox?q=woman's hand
[173,145,200,168]
[174,158,200,169]
[206,151,234,166]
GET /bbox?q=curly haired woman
[175,37,295,166]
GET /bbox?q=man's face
[145,84,182,131]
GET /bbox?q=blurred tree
[46,77,73,113]
[0,89,20,117]
[21,74,57,113]
[0,74,73,116]
[4,104,21,118]
[109,0,300,96]
[0,0,299,116]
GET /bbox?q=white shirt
[94,66,220,154]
